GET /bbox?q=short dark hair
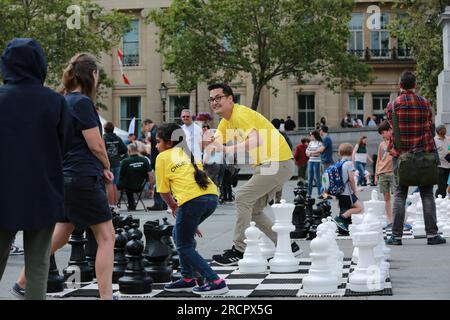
[400,71,416,90]
[208,83,234,101]
[301,138,310,144]
[142,118,153,126]
[104,122,114,133]
[271,118,281,129]
[378,120,391,134]
[320,125,329,133]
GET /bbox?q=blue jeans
[355,161,366,185]
[173,194,219,280]
[307,161,322,197]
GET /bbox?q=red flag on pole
[116,48,130,85]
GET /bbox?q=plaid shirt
[387,90,436,158]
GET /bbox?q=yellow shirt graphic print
[216,104,292,166]
[155,147,218,206]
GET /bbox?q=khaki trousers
[233,160,294,252]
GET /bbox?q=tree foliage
[0,0,132,109]
[148,0,373,110]
[390,0,450,105]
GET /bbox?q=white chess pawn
[302,229,338,294]
[269,200,299,273]
[238,222,268,273]
[406,193,420,225]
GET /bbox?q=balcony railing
[348,47,413,61]
[123,54,139,67]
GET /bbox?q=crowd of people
[0,38,447,300]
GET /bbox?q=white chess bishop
[238,222,268,273]
[268,200,299,273]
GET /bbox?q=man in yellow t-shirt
[206,83,296,266]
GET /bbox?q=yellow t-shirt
[155,147,219,206]
[216,104,293,166]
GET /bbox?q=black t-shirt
[63,92,103,177]
[119,155,151,190]
[104,132,127,168]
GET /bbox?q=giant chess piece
[412,201,426,238]
[437,199,448,234]
[304,198,315,240]
[291,202,308,239]
[47,254,65,293]
[443,202,450,237]
[127,223,143,241]
[259,232,275,260]
[143,220,173,283]
[348,215,385,292]
[364,190,387,226]
[118,235,153,294]
[161,218,179,269]
[63,229,94,283]
[238,222,268,273]
[406,192,420,225]
[269,200,299,273]
[85,228,97,275]
[113,228,129,283]
[349,214,364,264]
[302,228,338,294]
[364,209,389,281]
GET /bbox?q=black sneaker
[385,236,402,246]
[332,215,349,232]
[212,246,243,266]
[146,204,164,211]
[427,235,446,245]
[10,283,25,300]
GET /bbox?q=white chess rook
[348,213,385,292]
[269,200,299,273]
[238,222,268,273]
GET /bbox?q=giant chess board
[47,258,392,299]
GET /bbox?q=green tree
[0,0,131,109]
[148,0,373,110]
[390,0,450,105]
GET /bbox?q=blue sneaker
[164,278,197,293]
[192,279,229,296]
[10,283,25,300]
[383,223,392,230]
[403,223,412,231]
[332,215,349,232]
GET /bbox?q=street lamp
[159,82,168,122]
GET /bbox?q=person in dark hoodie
[0,38,72,299]
[13,53,116,300]
[103,121,127,211]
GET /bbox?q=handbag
[392,102,438,186]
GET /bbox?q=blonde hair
[339,143,353,157]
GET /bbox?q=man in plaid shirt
[385,71,446,246]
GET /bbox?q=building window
[123,20,139,66]
[397,14,411,58]
[348,13,364,57]
[349,95,364,121]
[370,13,390,58]
[120,97,141,135]
[297,94,315,131]
[372,94,390,121]
[169,95,190,124]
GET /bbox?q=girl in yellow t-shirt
[155,123,228,295]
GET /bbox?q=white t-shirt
[181,123,203,161]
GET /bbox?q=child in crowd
[334,143,363,232]
[375,121,394,228]
[156,123,228,295]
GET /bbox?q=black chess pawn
[127,223,143,241]
[291,203,308,239]
[85,228,97,274]
[143,221,173,283]
[47,254,65,293]
[118,235,153,294]
[63,229,94,283]
[113,228,129,283]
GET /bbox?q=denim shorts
[110,166,120,186]
[337,193,358,214]
[63,176,112,229]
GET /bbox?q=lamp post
[159,82,168,122]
